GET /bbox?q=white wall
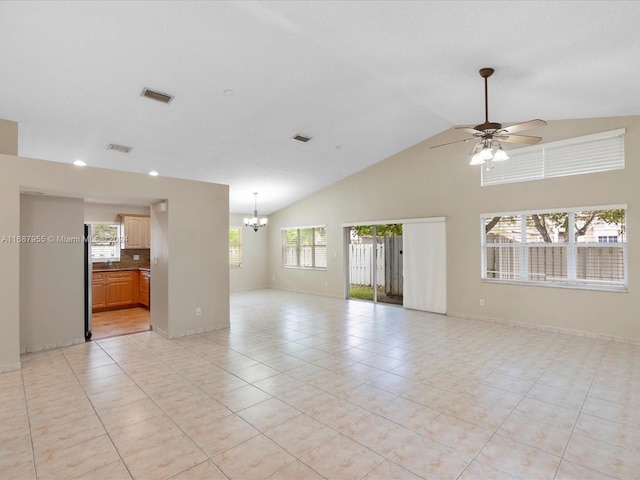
[268,116,640,341]
[84,203,150,224]
[20,195,85,352]
[229,213,269,292]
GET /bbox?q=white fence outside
[349,236,403,296]
[349,243,386,287]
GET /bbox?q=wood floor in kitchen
[91,307,150,340]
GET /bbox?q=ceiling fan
[432,67,546,165]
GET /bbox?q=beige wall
[0,155,20,371]
[0,119,18,155]
[20,195,85,352]
[150,201,169,335]
[229,213,269,292]
[0,120,230,370]
[84,203,150,224]
[268,116,640,341]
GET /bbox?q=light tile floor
[2,290,640,479]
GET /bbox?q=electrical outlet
[480,299,485,307]
[133,254,140,260]
[272,276,275,281]
[195,307,201,316]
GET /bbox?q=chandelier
[244,192,268,232]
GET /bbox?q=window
[598,236,619,243]
[482,129,625,186]
[481,206,627,291]
[91,224,121,262]
[229,227,242,268]
[282,226,327,269]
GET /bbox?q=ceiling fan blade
[430,137,477,149]
[497,119,546,135]
[455,127,483,135]
[498,134,542,145]
[468,141,482,155]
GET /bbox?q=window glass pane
[91,224,120,262]
[485,245,521,280]
[576,245,625,284]
[485,216,521,244]
[575,209,625,244]
[229,228,242,268]
[525,213,569,243]
[527,245,567,282]
[282,229,297,267]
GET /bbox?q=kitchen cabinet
[140,270,150,308]
[92,270,142,312]
[105,270,135,307]
[92,272,107,309]
[121,215,150,249]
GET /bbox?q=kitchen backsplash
[93,249,150,270]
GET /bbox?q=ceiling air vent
[292,134,312,143]
[108,144,132,153]
[141,87,174,104]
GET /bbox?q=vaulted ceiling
[1,1,639,213]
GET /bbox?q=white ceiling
[1,1,639,214]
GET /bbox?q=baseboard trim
[448,311,640,346]
[0,362,21,374]
[21,337,86,354]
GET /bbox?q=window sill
[283,266,327,271]
[482,278,627,293]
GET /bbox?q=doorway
[85,212,152,340]
[347,224,403,305]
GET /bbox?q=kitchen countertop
[93,267,150,272]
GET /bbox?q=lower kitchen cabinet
[92,269,144,312]
[140,270,150,308]
[105,271,135,307]
[92,272,107,309]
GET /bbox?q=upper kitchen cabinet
[121,214,150,249]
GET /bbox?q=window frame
[90,223,122,263]
[481,204,627,292]
[229,227,242,268]
[281,225,327,270]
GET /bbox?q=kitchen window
[91,224,121,262]
[481,205,627,291]
[229,227,242,268]
[282,226,327,270]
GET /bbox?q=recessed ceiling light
[148,171,159,177]
[108,144,132,153]
[292,134,312,143]
[141,87,174,104]
[73,160,87,167]
[224,89,235,97]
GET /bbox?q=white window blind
[482,129,625,186]
[229,227,242,268]
[282,226,327,270]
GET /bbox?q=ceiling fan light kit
[432,67,546,168]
